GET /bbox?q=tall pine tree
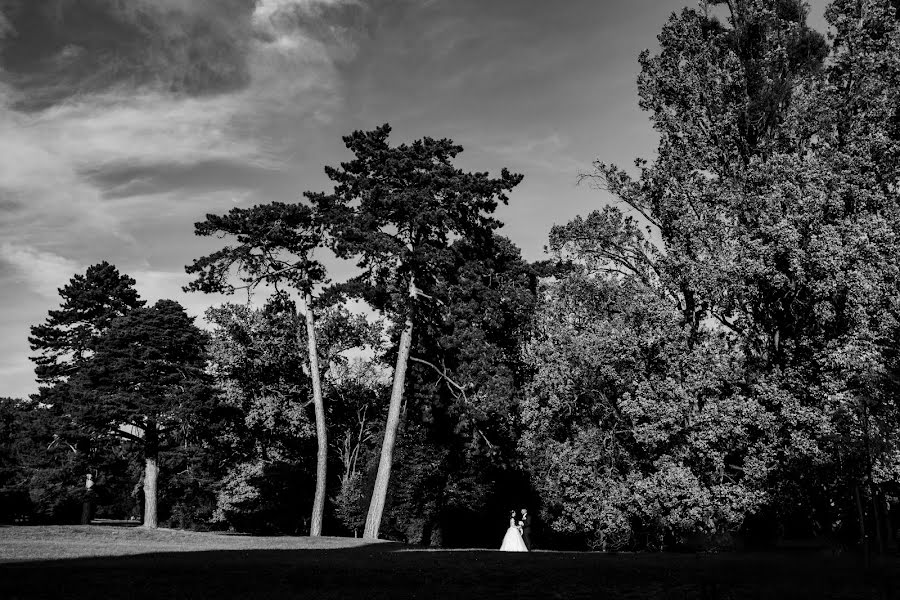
[64,300,217,528]
[308,124,522,538]
[186,201,331,536]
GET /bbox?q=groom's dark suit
[520,512,532,550]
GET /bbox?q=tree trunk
[143,455,158,528]
[364,302,415,539]
[80,473,94,525]
[855,485,869,567]
[143,422,159,529]
[301,291,327,537]
[872,491,885,555]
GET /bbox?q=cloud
[1,0,257,109]
[0,0,362,253]
[130,268,231,322]
[483,132,588,176]
[0,0,381,401]
[0,242,82,299]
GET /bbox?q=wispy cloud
[0,0,371,400]
[0,0,358,251]
[484,132,588,176]
[0,242,82,299]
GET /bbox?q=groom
[519,508,532,550]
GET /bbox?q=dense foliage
[371,236,542,545]
[63,300,224,527]
[522,0,900,550]
[14,263,147,523]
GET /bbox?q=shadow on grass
[2,545,899,600]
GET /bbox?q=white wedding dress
[499,518,528,552]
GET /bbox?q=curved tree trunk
[364,298,415,539]
[301,292,328,537]
[142,421,159,529]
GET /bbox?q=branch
[577,171,662,229]
[47,434,76,453]
[233,261,306,293]
[410,284,446,306]
[115,429,145,444]
[409,357,467,395]
[409,356,495,449]
[710,311,744,336]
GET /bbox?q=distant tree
[325,358,388,537]
[315,308,387,537]
[28,262,145,523]
[206,300,382,534]
[0,398,33,522]
[205,299,316,533]
[30,262,145,385]
[308,124,523,538]
[186,201,331,536]
[64,300,217,528]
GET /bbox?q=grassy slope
[0,526,897,599]
[0,524,377,561]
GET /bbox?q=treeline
[3,0,900,552]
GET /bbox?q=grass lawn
[1,525,897,599]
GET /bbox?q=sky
[0,0,830,400]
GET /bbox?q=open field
[1,526,898,599]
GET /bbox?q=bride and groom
[499,508,532,552]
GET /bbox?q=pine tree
[64,300,216,528]
[30,261,145,385]
[308,124,523,538]
[186,202,331,535]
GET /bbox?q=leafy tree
[522,269,771,549]
[64,300,217,528]
[308,124,523,538]
[307,305,384,537]
[206,300,382,534]
[205,299,316,533]
[547,0,900,548]
[186,201,331,536]
[325,358,389,537]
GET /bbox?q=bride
[499,510,528,552]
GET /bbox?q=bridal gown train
[499,520,528,552]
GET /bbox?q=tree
[326,358,388,537]
[28,262,145,523]
[205,298,315,533]
[553,0,900,548]
[385,235,542,546]
[185,201,331,536]
[64,300,216,528]
[522,267,771,549]
[308,124,523,538]
[0,398,34,522]
[30,262,145,385]
[316,308,388,537]
[205,299,382,534]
